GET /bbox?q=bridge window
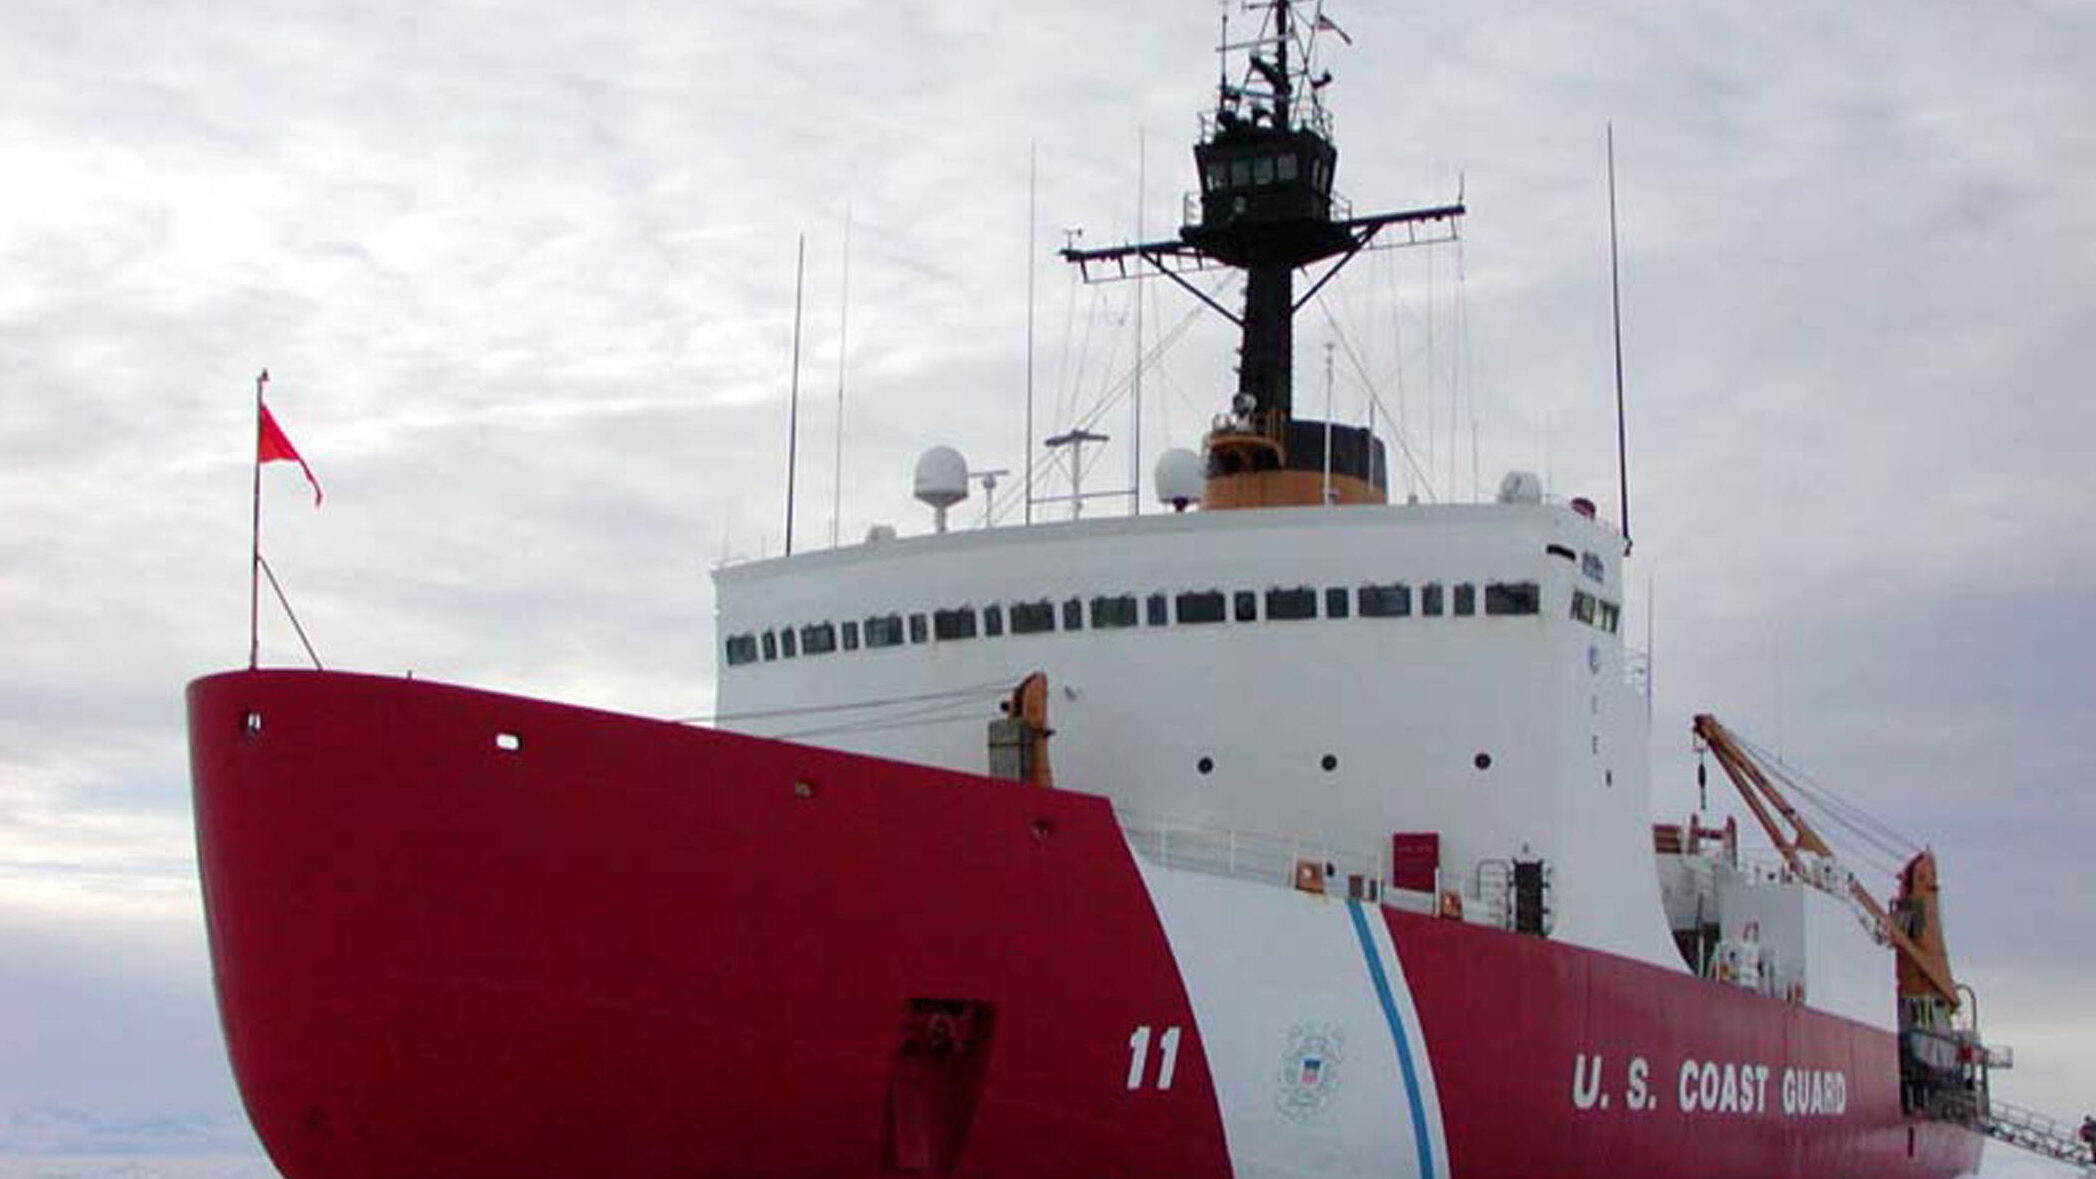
[762,630,778,660]
[1453,583,1476,617]
[1062,597,1084,630]
[1597,600,1622,634]
[1325,587,1350,619]
[865,614,904,648]
[1277,153,1299,182]
[1146,593,1169,626]
[933,608,977,641]
[1485,582,1541,616]
[841,620,861,650]
[1266,586,1317,620]
[1253,156,1275,186]
[1011,600,1056,634]
[908,613,928,644]
[1421,583,1446,617]
[1234,590,1257,622]
[1359,583,1411,617]
[1176,590,1226,624]
[725,634,758,666]
[1230,159,1251,187]
[983,604,1004,637]
[1571,590,1596,625]
[779,628,798,657]
[1582,551,1606,583]
[1091,594,1138,629]
[800,622,837,654]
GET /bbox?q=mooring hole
[494,732,522,753]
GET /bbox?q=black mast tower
[1063,1,1462,508]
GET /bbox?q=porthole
[1197,756,1214,775]
[1473,752,1492,772]
[1320,754,1338,772]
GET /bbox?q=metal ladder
[1953,1096,2093,1170]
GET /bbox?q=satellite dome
[1497,470,1544,505]
[913,445,970,510]
[1154,448,1204,512]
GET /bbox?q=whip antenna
[1607,123,1632,553]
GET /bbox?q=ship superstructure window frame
[1572,590,1597,626]
[1359,583,1411,618]
[1176,590,1226,624]
[1091,594,1138,629]
[1010,600,1056,635]
[1485,582,1541,616]
[1266,586,1317,621]
[1325,587,1350,619]
[933,608,978,641]
[865,614,905,648]
[729,567,1571,671]
[800,622,837,655]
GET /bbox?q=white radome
[1154,448,1204,511]
[913,445,970,510]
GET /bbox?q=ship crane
[1692,713,1960,1007]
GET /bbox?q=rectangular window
[1582,551,1607,583]
[1266,586,1317,620]
[1453,583,1476,617]
[762,630,778,660]
[933,608,977,641]
[865,614,905,648]
[1176,590,1226,624]
[724,634,758,666]
[1230,159,1251,187]
[1253,156,1275,185]
[780,628,799,657]
[1571,590,1597,625]
[800,622,837,654]
[1062,598,1084,631]
[1091,594,1138,629]
[1205,162,1225,192]
[908,613,928,644]
[1421,583,1445,617]
[1010,600,1057,634]
[983,604,1004,637]
[1146,593,1169,626]
[1277,153,1299,182]
[1359,583,1412,618]
[1485,582,1541,616]
[1597,600,1622,634]
[1234,590,1257,622]
[1325,587,1350,619]
[841,620,861,650]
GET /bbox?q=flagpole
[250,369,267,669]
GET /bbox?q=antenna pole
[785,234,806,556]
[249,369,266,669]
[1607,123,1632,553]
[831,204,852,548]
[1132,127,1145,514]
[1025,144,1038,525]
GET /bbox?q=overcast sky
[3,0,2092,1168]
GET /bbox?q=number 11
[1127,1024,1182,1090]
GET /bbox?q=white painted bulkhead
[711,502,1682,970]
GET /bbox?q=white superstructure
[713,498,1681,970]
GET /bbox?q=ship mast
[1062,0,1462,510]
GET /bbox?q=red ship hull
[188,670,1981,1178]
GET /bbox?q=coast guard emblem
[1275,1023,1344,1122]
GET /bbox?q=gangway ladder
[1961,1097,2096,1172]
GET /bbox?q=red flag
[259,402,323,506]
[1314,13,1353,44]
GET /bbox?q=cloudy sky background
[3,0,2091,1169]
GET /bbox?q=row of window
[724,579,1621,668]
[1202,152,1328,194]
